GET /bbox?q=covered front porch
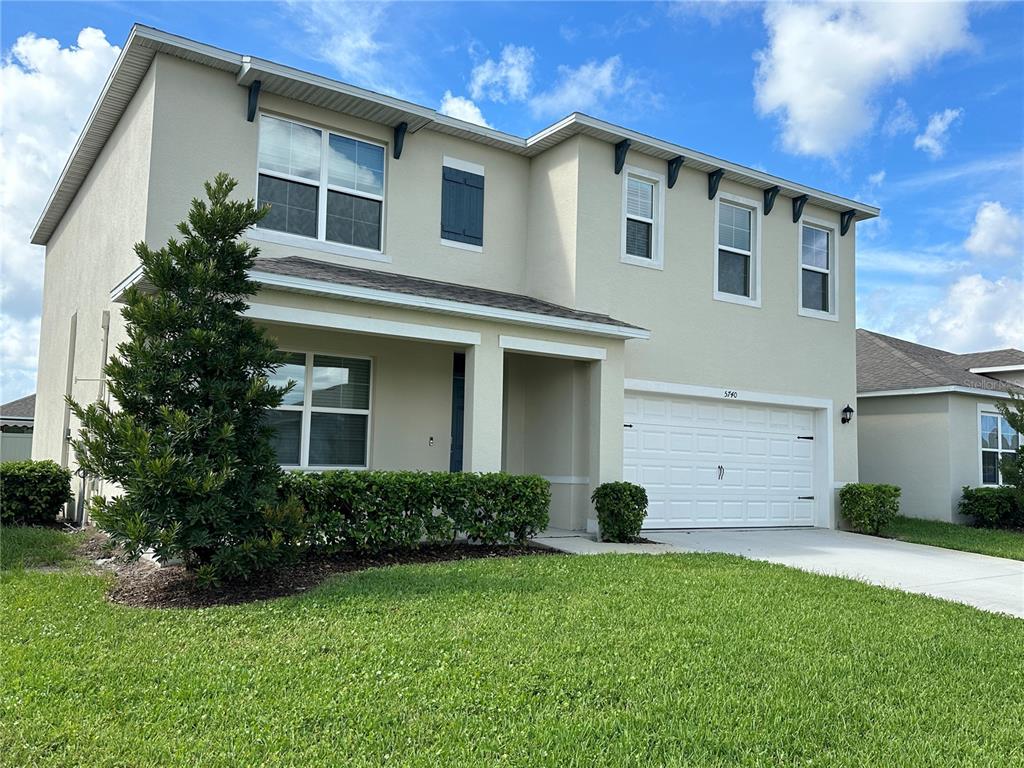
[247,257,648,531]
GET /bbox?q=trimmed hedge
[839,483,901,535]
[592,481,648,542]
[0,460,73,526]
[959,486,1023,530]
[278,470,550,553]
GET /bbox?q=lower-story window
[980,411,1018,485]
[267,351,372,468]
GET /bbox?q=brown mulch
[103,541,560,610]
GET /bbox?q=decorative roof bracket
[792,194,809,223]
[614,139,631,174]
[393,122,408,160]
[840,209,856,236]
[667,156,685,189]
[763,186,781,216]
[707,169,724,200]
[246,80,262,122]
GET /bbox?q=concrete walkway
[535,527,1024,618]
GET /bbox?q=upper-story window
[980,411,1018,485]
[799,221,837,319]
[621,168,663,269]
[440,157,485,250]
[715,196,761,306]
[256,114,385,253]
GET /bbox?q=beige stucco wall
[33,63,155,466]
[572,135,860,484]
[858,392,1009,522]
[857,394,952,521]
[525,136,580,306]
[144,54,531,295]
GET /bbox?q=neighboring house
[31,25,878,532]
[0,394,35,461]
[857,329,1023,523]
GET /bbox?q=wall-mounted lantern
[841,404,855,424]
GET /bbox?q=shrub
[592,481,648,542]
[839,483,901,534]
[278,470,550,552]
[69,175,290,583]
[959,486,1023,530]
[0,460,73,526]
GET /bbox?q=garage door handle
[798,496,815,500]
[623,423,633,428]
[717,465,724,480]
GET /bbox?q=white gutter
[969,365,1024,375]
[858,386,1015,400]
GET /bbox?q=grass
[0,525,81,570]
[2,540,1023,767]
[882,515,1024,561]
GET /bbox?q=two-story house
[32,26,878,532]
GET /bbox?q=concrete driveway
[536,528,1024,618]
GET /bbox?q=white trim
[970,365,1024,375]
[858,386,1014,400]
[623,377,835,529]
[246,302,481,345]
[542,475,590,485]
[620,165,665,270]
[499,335,607,360]
[247,229,392,264]
[797,216,838,322]
[439,238,483,253]
[249,270,651,340]
[442,155,485,176]
[713,193,762,308]
[110,266,144,301]
[625,378,832,410]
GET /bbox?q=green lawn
[882,515,1024,561]
[0,525,81,571]
[2,543,1023,767]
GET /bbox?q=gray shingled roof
[252,256,646,334]
[942,349,1024,369]
[857,330,1021,394]
[0,394,35,420]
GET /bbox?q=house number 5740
[723,390,739,399]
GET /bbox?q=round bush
[839,483,901,535]
[592,481,648,542]
[0,460,73,526]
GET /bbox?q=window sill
[798,307,839,322]
[620,253,664,271]
[440,238,483,253]
[713,290,761,309]
[248,228,391,264]
[281,465,369,472]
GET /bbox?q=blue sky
[1,1,1022,402]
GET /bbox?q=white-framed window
[980,409,1019,485]
[267,351,372,469]
[799,218,837,320]
[714,194,761,306]
[621,166,664,269]
[255,114,386,258]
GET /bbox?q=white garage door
[623,393,818,529]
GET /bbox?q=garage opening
[623,392,819,529]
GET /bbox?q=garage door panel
[624,393,820,529]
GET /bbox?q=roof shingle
[857,330,1022,394]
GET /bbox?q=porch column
[588,345,625,530]
[463,334,504,472]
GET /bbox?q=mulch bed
[103,541,560,610]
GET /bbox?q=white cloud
[469,44,534,103]
[0,27,120,401]
[964,201,1023,259]
[867,170,886,187]
[754,3,971,156]
[438,90,491,127]
[913,107,963,159]
[882,98,917,137]
[917,275,1024,352]
[529,56,636,119]
[284,0,408,96]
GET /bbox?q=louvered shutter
[441,166,485,246]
